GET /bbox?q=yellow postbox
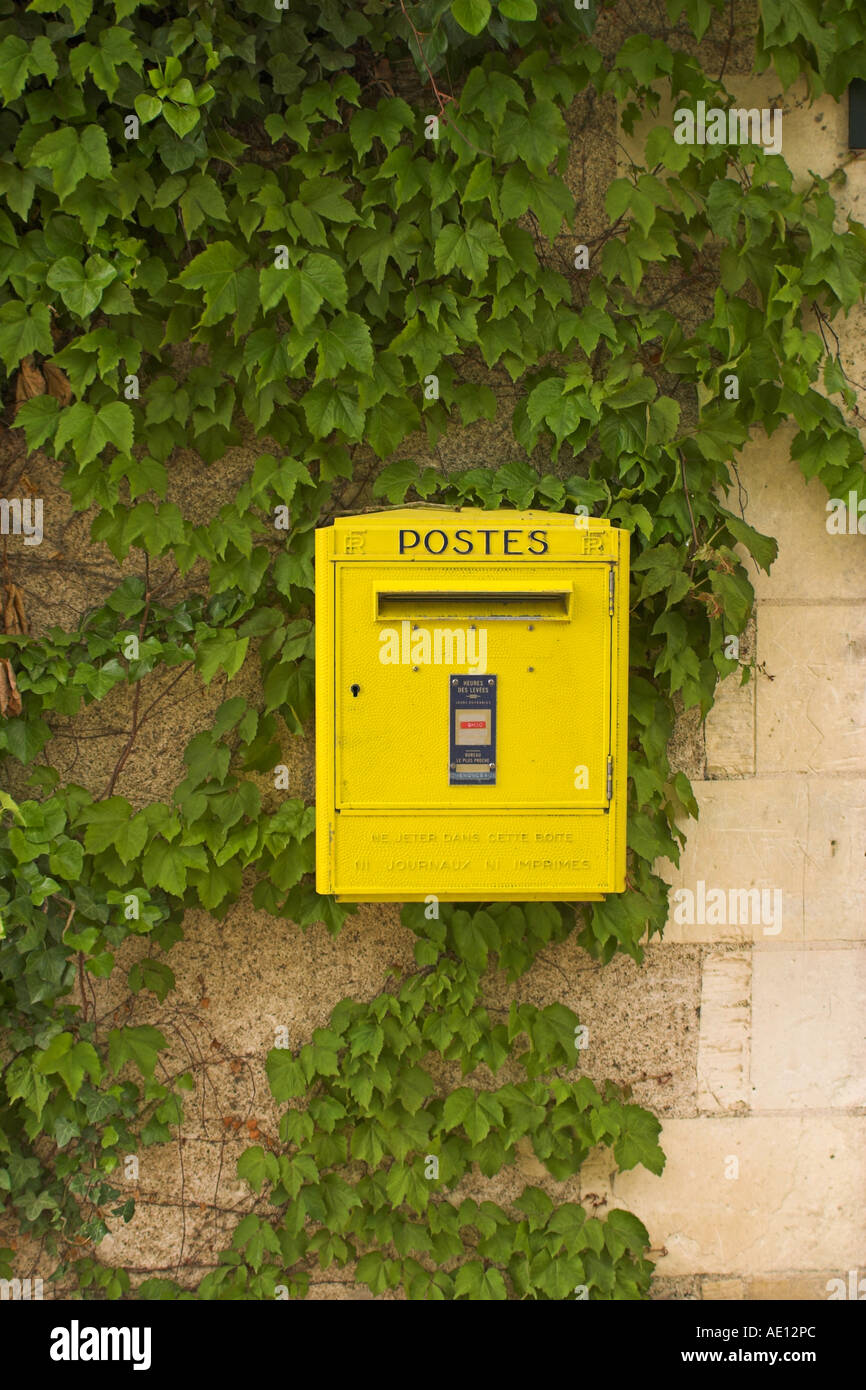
[315,508,629,903]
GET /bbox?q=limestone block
[612,1116,866,1276]
[705,667,756,778]
[750,947,866,1110]
[803,780,866,940]
[660,778,865,944]
[720,431,866,604]
[658,779,806,943]
[697,953,751,1113]
[756,604,866,776]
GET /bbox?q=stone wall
[615,432,866,1300]
[616,68,866,1304]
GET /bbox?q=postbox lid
[323,508,618,560]
[329,507,613,528]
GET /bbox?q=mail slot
[314,508,629,903]
[376,587,572,621]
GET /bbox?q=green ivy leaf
[0,36,36,102]
[451,0,492,37]
[451,908,497,971]
[313,312,373,381]
[47,837,84,880]
[709,568,753,630]
[613,1105,665,1175]
[15,394,60,448]
[142,839,205,895]
[454,1260,507,1299]
[717,509,778,573]
[177,242,256,326]
[265,1048,307,1102]
[496,102,567,174]
[54,401,134,466]
[108,1025,167,1081]
[605,1207,649,1252]
[301,383,365,440]
[282,254,348,329]
[28,124,111,198]
[435,220,504,282]
[128,959,176,1003]
[349,1021,384,1063]
[36,1034,103,1098]
[46,255,117,318]
[499,0,536,18]
[0,302,53,371]
[237,1145,279,1195]
[6,1055,52,1123]
[179,173,228,234]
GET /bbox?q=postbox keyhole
[350,683,361,697]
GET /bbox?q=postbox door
[333,562,613,811]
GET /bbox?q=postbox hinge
[606,755,613,802]
[608,567,615,615]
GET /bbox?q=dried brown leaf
[14,356,46,413]
[0,658,22,718]
[2,583,27,636]
[43,363,72,407]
